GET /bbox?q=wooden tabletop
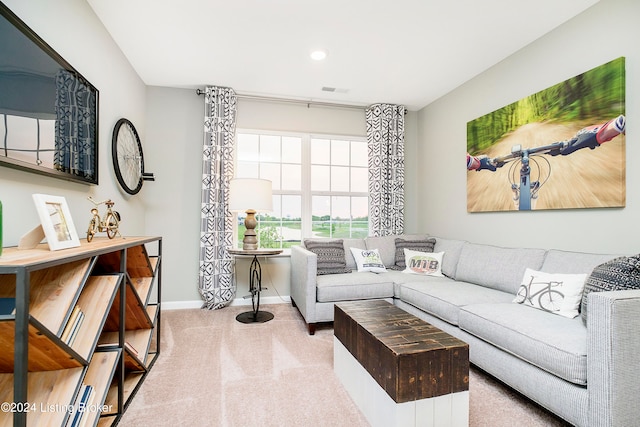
[227,248,283,256]
[334,300,469,403]
[0,236,161,269]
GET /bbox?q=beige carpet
[120,304,571,426]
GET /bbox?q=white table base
[334,337,469,427]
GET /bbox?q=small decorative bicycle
[86,197,121,242]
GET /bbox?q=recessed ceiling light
[310,49,328,61]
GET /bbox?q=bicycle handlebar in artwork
[466,115,626,211]
[467,115,626,171]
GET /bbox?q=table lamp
[229,178,273,250]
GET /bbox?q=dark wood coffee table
[334,300,469,427]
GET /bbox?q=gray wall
[417,0,638,254]
[3,0,637,306]
[143,87,203,304]
[143,92,420,304]
[1,0,148,247]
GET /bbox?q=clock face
[112,118,144,195]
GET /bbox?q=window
[235,131,368,249]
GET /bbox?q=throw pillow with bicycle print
[513,268,587,318]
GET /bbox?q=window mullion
[301,134,312,239]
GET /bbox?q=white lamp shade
[228,178,273,212]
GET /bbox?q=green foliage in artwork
[467,57,625,154]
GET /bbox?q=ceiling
[87,0,599,111]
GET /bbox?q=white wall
[1,0,148,247]
[417,0,639,254]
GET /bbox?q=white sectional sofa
[289,234,640,427]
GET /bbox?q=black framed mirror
[0,2,99,185]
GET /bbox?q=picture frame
[32,194,81,251]
[466,57,625,212]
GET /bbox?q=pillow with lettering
[389,237,436,270]
[349,248,387,273]
[402,249,445,277]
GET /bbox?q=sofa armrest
[587,289,640,427]
[290,245,318,325]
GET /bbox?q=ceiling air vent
[322,87,349,94]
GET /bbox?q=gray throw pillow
[389,237,437,271]
[581,254,640,324]
[304,239,351,275]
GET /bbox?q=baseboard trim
[161,300,203,310]
[230,295,291,307]
[162,295,291,311]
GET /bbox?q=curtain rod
[195,88,370,112]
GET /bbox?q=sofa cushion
[316,272,394,303]
[581,254,640,324]
[365,234,429,268]
[540,249,620,274]
[459,303,587,385]
[399,280,514,325]
[433,237,466,279]
[381,270,437,285]
[341,238,367,270]
[513,268,587,319]
[455,242,546,294]
[402,249,444,277]
[364,235,398,267]
[304,239,351,275]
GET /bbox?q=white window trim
[235,128,368,247]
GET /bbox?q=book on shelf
[62,306,84,346]
[0,297,16,315]
[66,384,94,427]
[66,311,84,346]
[61,306,81,341]
[97,340,139,357]
[124,341,139,357]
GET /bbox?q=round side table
[228,248,282,323]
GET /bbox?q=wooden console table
[334,300,469,427]
[0,236,161,427]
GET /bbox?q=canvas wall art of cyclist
[466,57,625,212]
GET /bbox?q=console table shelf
[0,236,162,427]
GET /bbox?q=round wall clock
[112,118,154,195]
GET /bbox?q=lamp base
[242,210,258,250]
[242,241,258,250]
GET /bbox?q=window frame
[234,129,369,250]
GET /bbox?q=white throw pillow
[402,249,445,277]
[349,248,387,273]
[513,268,587,318]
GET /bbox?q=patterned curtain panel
[199,86,237,309]
[54,69,97,180]
[366,103,406,236]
